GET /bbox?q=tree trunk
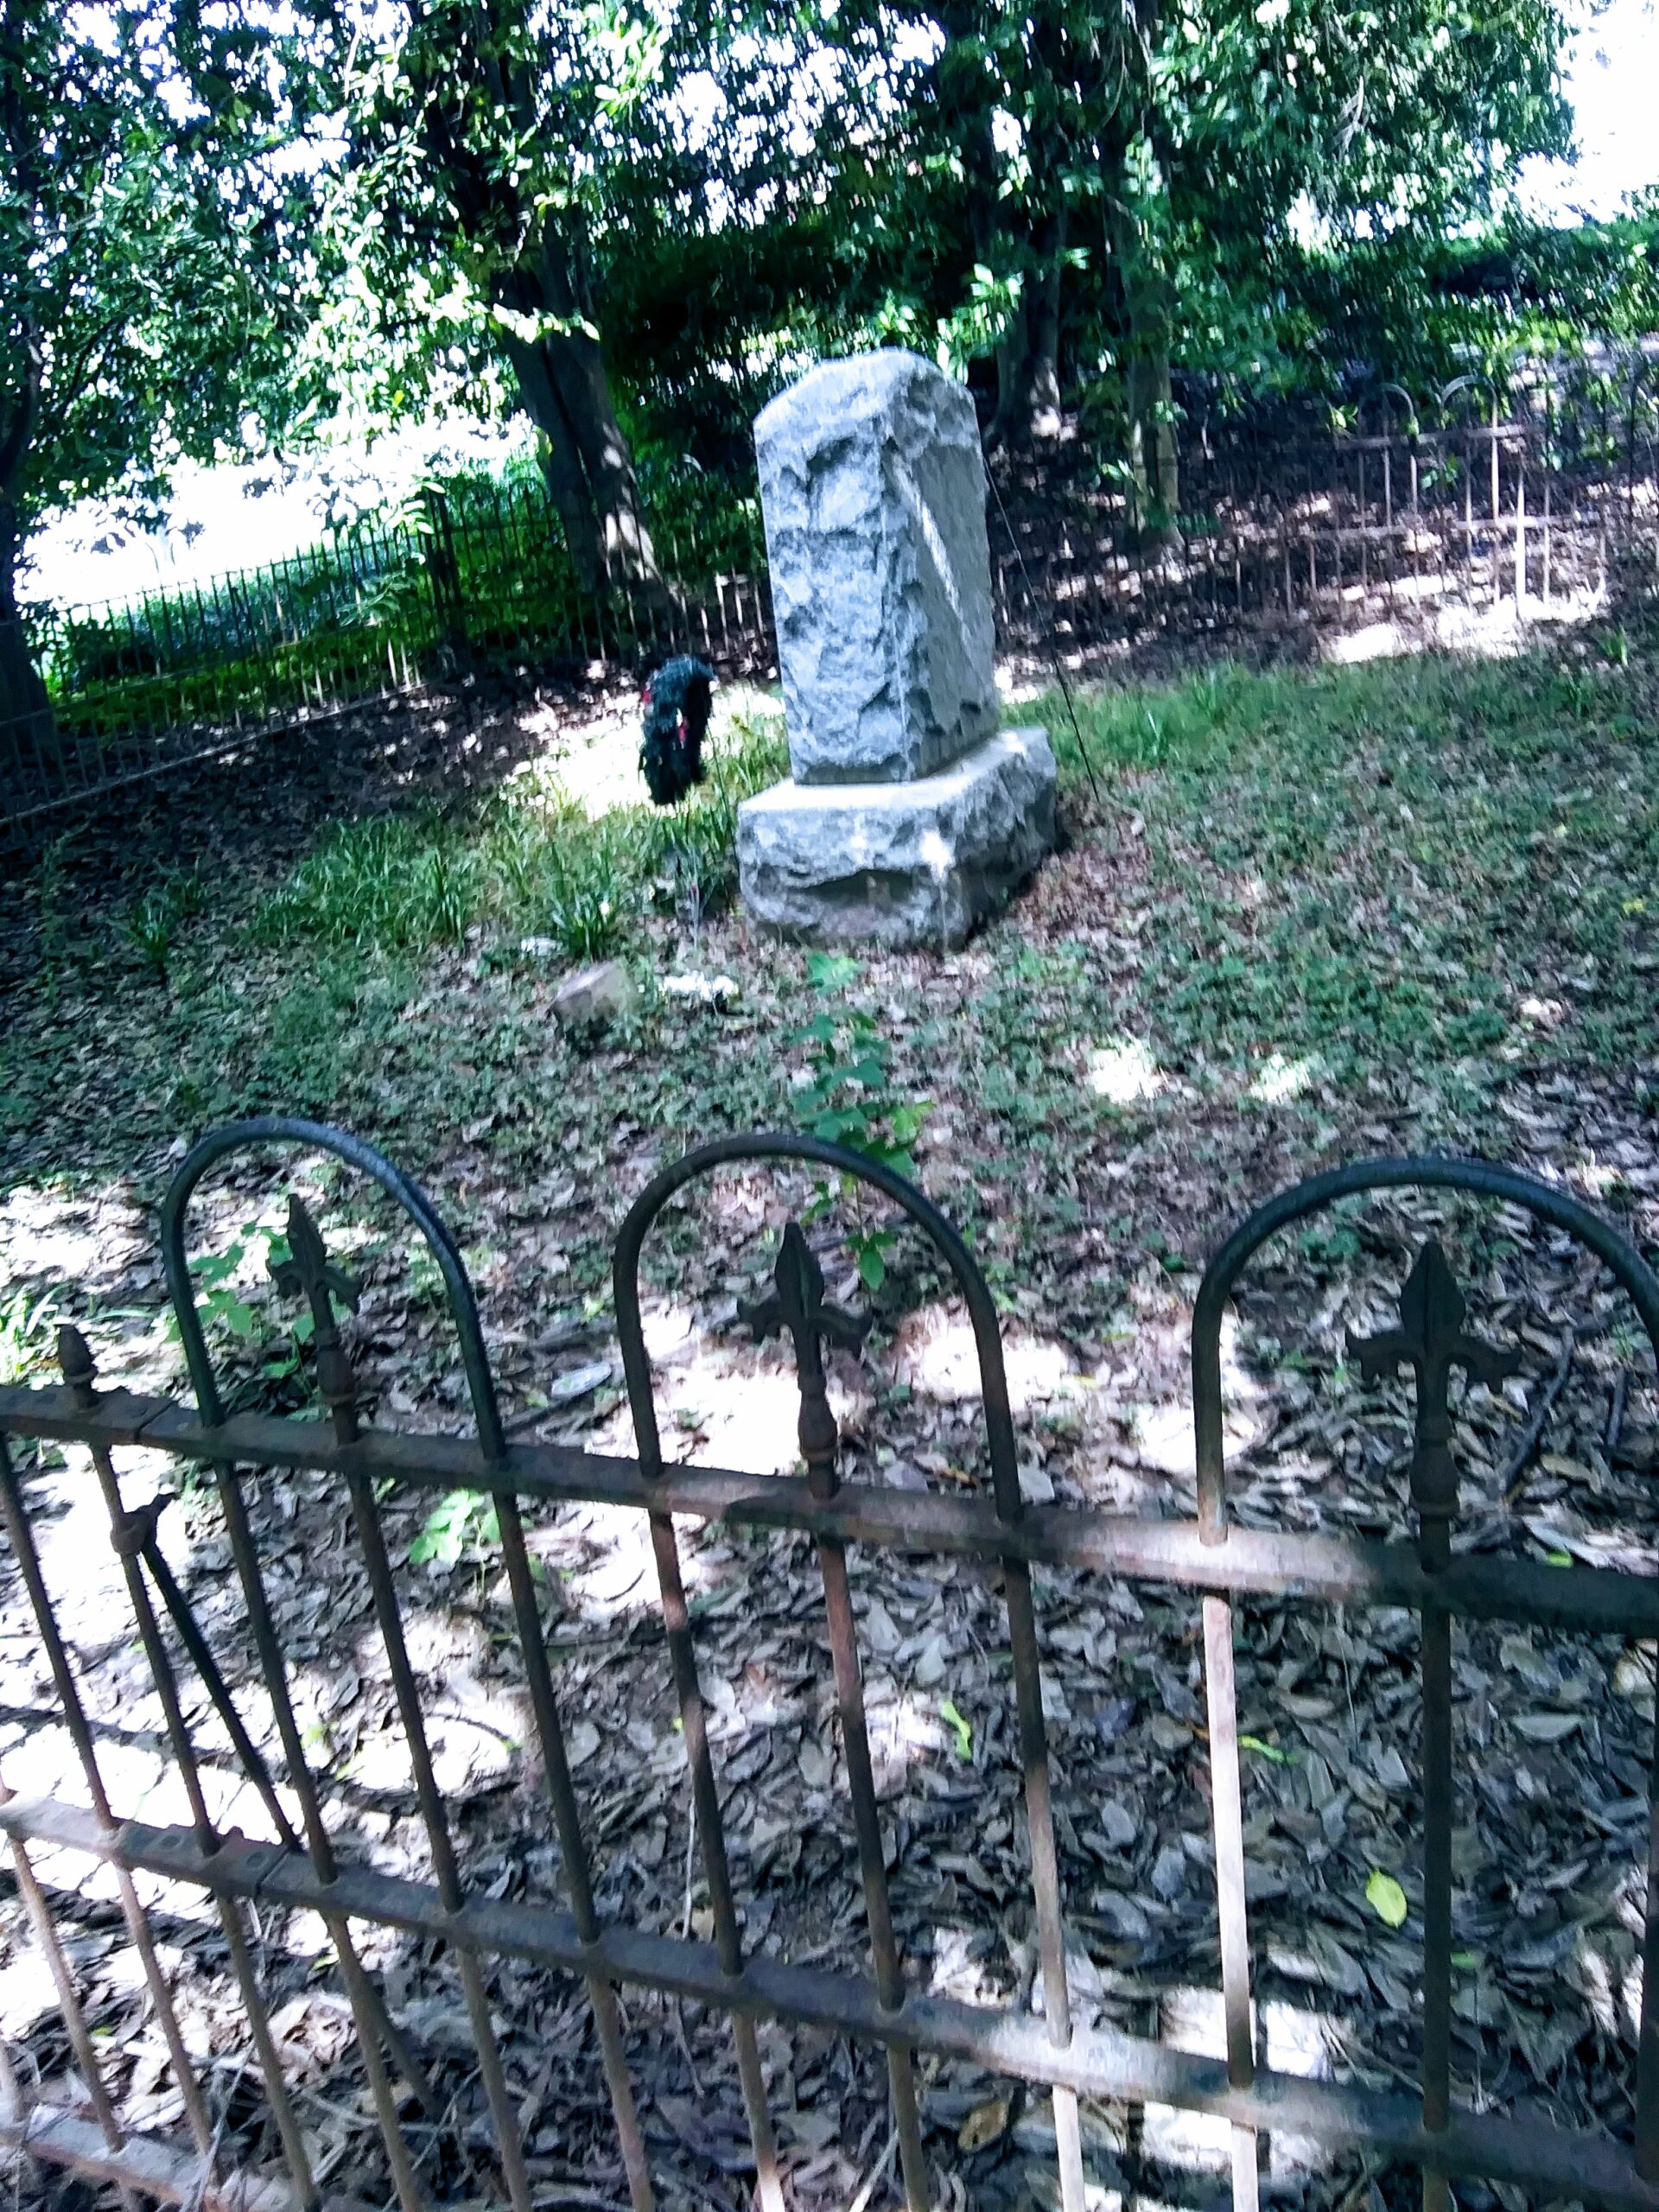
[1107,200,1179,540]
[496,230,669,608]
[0,374,55,801]
[1126,346,1179,537]
[995,209,1067,442]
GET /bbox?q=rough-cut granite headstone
[740,349,1055,948]
[755,350,997,785]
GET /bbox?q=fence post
[423,487,469,664]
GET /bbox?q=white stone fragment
[736,728,1056,950]
[755,349,997,785]
[550,958,636,1029]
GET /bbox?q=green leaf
[888,1102,929,1145]
[856,1242,887,1292]
[939,1698,973,1760]
[806,953,858,990]
[1238,1732,1293,1764]
[1366,1870,1409,1929]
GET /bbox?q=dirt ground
[3,644,1659,2212]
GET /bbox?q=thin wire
[984,453,1103,806]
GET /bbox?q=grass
[3,625,1657,1343]
[252,702,785,958]
[1039,641,1659,1093]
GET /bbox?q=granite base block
[736,728,1056,950]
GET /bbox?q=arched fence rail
[1,1117,1658,2212]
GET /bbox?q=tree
[0,0,324,740]
[326,0,715,597]
[803,0,1574,499]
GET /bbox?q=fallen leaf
[1514,1712,1581,1743]
[958,2095,1011,2152]
[1366,1870,1408,1929]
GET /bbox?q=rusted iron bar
[9,1792,1659,2212]
[81,1435,321,2210]
[54,1325,435,2212]
[8,1383,1659,1640]
[266,1227,536,2212]
[491,1486,658,2212]
[639,1498,786,2212]
[0,2101,372,2212]
[1347,1242,1522,2212]
[0,1427,221,2178]
[164,1139,652,2212]
[746,1222,931,2212]
[606,1171,790,2212]
[618,1135,1086,2212]
[1202,1595,1258,2212]
[0,1812,140,2212]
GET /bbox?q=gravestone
[737,350,1056,948]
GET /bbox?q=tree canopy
[6,0,1658,657]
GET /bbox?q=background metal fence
[1,1117,1658,2212]
[1,482,773,837]
[6,372,1659,842]
[991,385,1659,659]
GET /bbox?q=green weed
[0,1286,62,1386]
[409,1488,500,1567]
[124,867,207,982]
[255,702,786,961]
[791,952,930,1290]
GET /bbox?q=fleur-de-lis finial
[743,1222,868,1493]
[1349,1240,1520,1527]
[269,1196,359,1325]
[268,1196,362,1441]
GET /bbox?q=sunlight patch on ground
[1128,1315,1268,1483]
[1144,1985,1340,2179]
[0,1185,148,1297]
[597,1319,874,1481]
[1321,584,1604,665]
[1086,1037,1164,1105]
[893,1306,1078,1415]
[509,682,780,826]
[1247,1051,1319,1104]
[555,1501,659,1617]
[0,1714,280,1871]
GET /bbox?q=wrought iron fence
[992,391,1659,659]
[8,373,1659,844]
[2,481,772,837]
[2,1116,1659,2211]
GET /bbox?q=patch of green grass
[0,1286,62,1387]
[1038,646,1659,1094]
[254,703,786,958]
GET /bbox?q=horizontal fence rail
[7,374,1659,838]
[1,1117,1658,2210]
